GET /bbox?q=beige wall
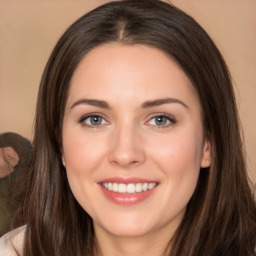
[0,0,255,181]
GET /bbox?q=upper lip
[98,177,159,184]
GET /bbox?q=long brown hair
[22,1,256,255]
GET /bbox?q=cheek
[148,129,203,168]
[147,128,203,195]
[63,130,106,177]
[62,131,107,214]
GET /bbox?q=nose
[108,124,146,168]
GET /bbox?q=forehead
[68,43,199,109]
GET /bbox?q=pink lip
[98,177,159,205]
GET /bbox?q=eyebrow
[70,97,189,110]
[141,98,189,109]
[70,99,110,110]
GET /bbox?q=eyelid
[79,112,110,127]
[78,112,176,128]
[145,113,176,127]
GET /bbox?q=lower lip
[99,185,157,205]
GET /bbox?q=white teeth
[107,183,112,191]
[142,183,148,191]
[127,184,136,193]
[135,183,143,192]
[148,183,155,189]
[118,183,126,193]
[102,182,157,194]
[112,183,118,192]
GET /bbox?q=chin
[100,223,152,238]
[93,212,160,238]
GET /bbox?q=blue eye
[148,115,175,127]
[80,115,107,126]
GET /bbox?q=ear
[3,147,19,167]
[61,147,66,167]
[200,139,211,168]
[62,155,66,167]
[56,132,66,167]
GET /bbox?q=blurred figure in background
[0,132,32,236]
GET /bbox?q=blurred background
[0,0,255,181]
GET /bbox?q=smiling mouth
[99,179,159,205]
[101,182,157,194]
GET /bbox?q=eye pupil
[155,116,167,125]
[91,116,102,125]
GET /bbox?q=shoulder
[0,225,26,256]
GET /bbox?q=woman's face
[62,44,211,240]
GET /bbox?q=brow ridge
[70,99,110,110]
[141,98,188,109]
[70,97,188,110]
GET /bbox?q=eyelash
[79,113,176,128]
[79,113,109,128]
[147,113,176,128]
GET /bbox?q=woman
[0,0,255,255]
